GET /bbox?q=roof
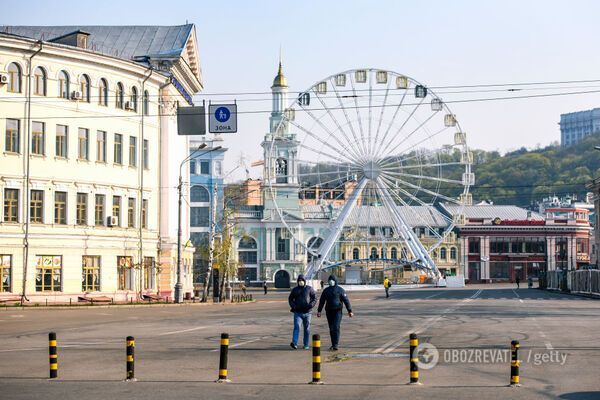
[441,204,544,221]
[0,25,193,61]
[272,62,288,88]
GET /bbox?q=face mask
[298,281,305,287]
[329,280,336,286]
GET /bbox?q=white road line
[9,315,24,318]
[157,326,206,336]
[210,337,262,352]
[374,337,402,353]
[545,342,554,350]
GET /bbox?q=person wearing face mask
[317,274,353,351]
[288,274,317,350]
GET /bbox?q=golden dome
[272,62,288,88]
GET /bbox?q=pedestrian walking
[317,275,353,351]
[515,275,520,289]
[263,280,268,295]
[240,282,247,296]
[288,274,317,350]
[383,277,391,298]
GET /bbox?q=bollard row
[41,331,523,387]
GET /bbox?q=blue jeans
[292,312,312,346]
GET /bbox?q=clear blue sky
[5,0,600,179]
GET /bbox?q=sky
[5,0,600,181]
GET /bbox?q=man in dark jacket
[288,274,317,349]
[317,274,353,351]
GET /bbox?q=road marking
[158,326,206,336]
[545,342,554,350]
[210,337,262,352]
[9,315,24,318]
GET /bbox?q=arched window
[190,185,209,202]
[238,236,258,265]
[390,247,398,259]
[130,87,138,112]
[307,237,323,263]
[450,247,457,260]
[7,63,22,93]
[58,70,70,99]
[440,247,447,260]
[433,250,438,259]
[401,248,408,259]
[351,248,358,260]
[79,74,90,102]
[33,67,46,96]
[116,82,124,109]
[370,247,378,259]
[275,157,288,183]
[143,90,149,115]
[99,78,108,106]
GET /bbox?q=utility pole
[210,182,219,302]
[175,173,184,303]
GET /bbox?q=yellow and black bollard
[216,333,230,382]
[48,332,58,379]
[510,340,520,387]
[309,334,323,384]
[126,336,135,381]
[409,333,420,385]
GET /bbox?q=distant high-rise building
[559,108,600,146]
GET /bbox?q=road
[0,285,598,399]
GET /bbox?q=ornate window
[7,63,21,93]
[130,87,138,112]
[238,236,258,264]
[99,78,108,106]
[191,185,210,202]
[370,247,378,259]
[275,157,288,183]
[33,67,46,96]
[353,248,360,259]
[58,70,70,99]
[79,74,90,102]
[116,82,124,109]
[450,247,457,260]
[390,247,398,259]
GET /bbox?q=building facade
[559,108,600,146]
[0,25,203,302]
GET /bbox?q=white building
[0,25,203,302]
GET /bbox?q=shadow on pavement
[559,392,600,400]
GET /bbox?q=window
[54,191,67,224]
[450,247,457,260]
[96,131,106,162]
[391,247,398,259]
[31,121,45,155]
[143,90,149,115]
[33,67,46,96]
[127,198,136,228]
[95,194,105,226]
[190,206,209,227]
[99,78,108,106]
[440,248,447,260]
[56,125,68,158]
[82,256,100,291]
[78,128,89,160]
[36,255,62,292]
[200,160,210,175]
[307,237,323,262]
[130,87,138,112]
[468,238,480,254]
[114,134,123,164]
[238,236,258,264]
[275,157,288,183]
[190,185,210,202]
[143,139,149,169]
[117,256,133,290]
[215,161,222,177]
[0,255,11,292]
[3,188,19,222]
[116,82,124,109]
[142,199,148,229]
[58,70,70,99]
[129,136,137,167]
[76,193,87,225]
[112,196,121,221]
[79,74,90,102]
[5,119,20,153]
[353,248,360,260]
[370,247,378,259]
[7,63,21,93]
[189,159,196,175]
[143,257,155,289]
[30,190,44,223]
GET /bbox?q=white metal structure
[267,68,472,279]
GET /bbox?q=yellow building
[0,25,203,302]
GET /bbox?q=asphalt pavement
[0,285,598,399]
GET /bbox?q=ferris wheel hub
[362,160,381,180]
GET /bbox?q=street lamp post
[175,143,221,303]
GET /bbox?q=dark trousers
[385,287,390,298]
[325,309,343,347]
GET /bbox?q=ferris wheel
[267,68,473,279]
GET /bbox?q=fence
[569,269,600,295]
